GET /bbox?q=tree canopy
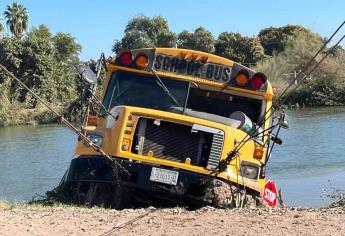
[177,27,215,53]
[52,32,82,62]
[112,15,176,53]
[0,3,85,126]
[112,15,270,64]
[258,25,310,56]
[215,32,265,64]
[0,24,82,109]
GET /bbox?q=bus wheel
[205,179,262,208]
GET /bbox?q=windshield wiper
[149,68,182,108]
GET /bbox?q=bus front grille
[132,118,224,169]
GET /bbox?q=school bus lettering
[154,54,232,82]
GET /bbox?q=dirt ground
[1,205,345,236]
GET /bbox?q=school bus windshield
[102,70,263,124]
[102,70,189,114]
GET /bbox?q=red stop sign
[263,180,277,207]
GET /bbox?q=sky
[0,0,344,61]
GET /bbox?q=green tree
[258,25,310,56]
[112,15,176,53]
[177,27,215,53]
[0,36,24,102]
[215,32,265,64]
[0,25,81,108]
[30,24,52,40]
[52,32,82,61]
[0,36,23,74]
[4,2,29,38]
[20,26,57,107]
[249,37,266,63]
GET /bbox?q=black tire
[204,179,262,208]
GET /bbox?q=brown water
[1,106,345,207]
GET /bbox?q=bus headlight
[240,164,259,179]
[84,133,103,147]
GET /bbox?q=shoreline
[1,105,345,128]
[1,203,345,235]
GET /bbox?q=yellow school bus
[64,48,274,208]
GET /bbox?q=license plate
[150,167,179,185]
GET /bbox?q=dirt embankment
[1,205,345,236]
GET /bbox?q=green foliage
[255,31,345,106]
[21,26,57,106]
[0,24,82,126]
[0,3,83,127]
[4,2,29,38]
[52,32,82,62]
[34,106,60,124]
[112,15,177,53]
[258,25,310,56]
[29,24,52,40]
[0,24,81,106]
[249,37,266,63]
[255,31,323,85]
[177,27,215,53]
[215,32,265,64]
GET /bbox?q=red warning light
[250,73,267,90]
[119,51,133,65]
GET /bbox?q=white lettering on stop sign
[264,189,276,202]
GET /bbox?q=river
[1,106,345,207]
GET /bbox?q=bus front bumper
[64,156,214,206]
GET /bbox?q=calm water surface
[267,106,345,207]
[1,107,345,207]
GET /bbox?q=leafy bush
[255,31,345,106]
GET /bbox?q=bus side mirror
[77,64,97,85]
